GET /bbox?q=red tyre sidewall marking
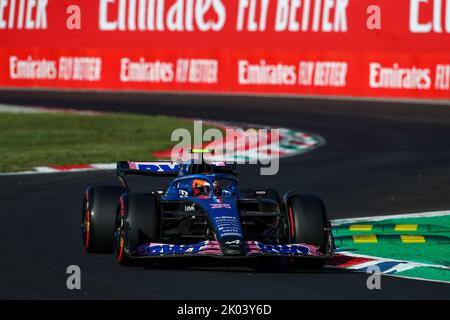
[288,205,295,240]
[84,191,90,249]
[117,196,125,263]
[288,204,296,264]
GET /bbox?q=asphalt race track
[1,92,450,299]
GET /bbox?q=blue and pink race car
[81,150,335,269]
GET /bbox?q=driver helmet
[192,179,211,197]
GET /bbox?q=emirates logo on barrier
[0,1,448,100]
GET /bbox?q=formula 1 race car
[81,150,335,269]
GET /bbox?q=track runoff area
[1,105,449,285]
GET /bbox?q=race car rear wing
[116,161,179,188]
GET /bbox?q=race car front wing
[135,240,330,258]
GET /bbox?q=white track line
[328,251,450,285]
[336,251,450,270]
[0,164,116,176]
[0,104,101,115]
[332,210,450,225]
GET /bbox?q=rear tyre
[114,193,160,266]
[82,185,127,253]
[285,194,330,270]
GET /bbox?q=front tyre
[285,194,330,270]
[82,185,127,253]
[115,193,161,266]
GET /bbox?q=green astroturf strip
[332,214,450,269]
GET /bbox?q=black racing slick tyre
[82,185,127,253]
[285,194,330,270]
[114,193,160,266]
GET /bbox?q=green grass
[0,112,203,172]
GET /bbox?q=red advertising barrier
[0,0,449,101]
